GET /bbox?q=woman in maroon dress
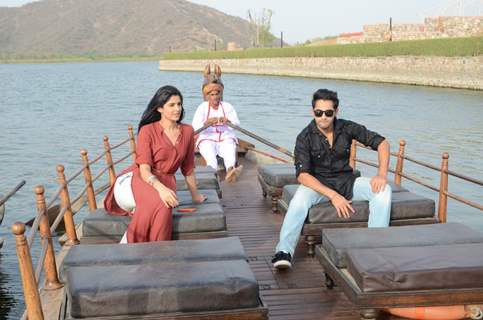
[104,85,206,243]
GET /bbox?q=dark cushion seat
[281,182,408,206]
[176,172,220,194]
[346,243,483,293]
[177,189,219,205]
[321,222,483,267]
[308,191,434,223]
[258,164,362,188]
[66,260,260,318]
[60,237,246,281]
[187,166,218,175]
[280,183,429,224]
[83,202,225,239]
[257,163,298,188]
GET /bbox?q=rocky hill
[0,0,255,55]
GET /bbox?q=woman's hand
[330,193,355,219]
[157,186,179,208]
[192,193,207,203]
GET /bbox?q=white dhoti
[198,139,237,170]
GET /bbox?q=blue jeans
[275,177,392,256]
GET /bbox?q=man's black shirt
[294,118,385,200]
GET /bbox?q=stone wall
[159,56,482,90]
[341,16,482,43]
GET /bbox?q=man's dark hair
[312,89,339,109]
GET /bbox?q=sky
[1,0,482,43]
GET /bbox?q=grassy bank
[0,53,162,64]
[163,36,482,60]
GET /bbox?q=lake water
[0,61,482,319]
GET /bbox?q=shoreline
[0,56,161,64]
[159,56,483,91]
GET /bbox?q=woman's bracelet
[147,175,158,186]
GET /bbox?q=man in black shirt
[272,89,391,270]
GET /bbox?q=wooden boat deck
[40,155,395,320]
[222,157,361,320]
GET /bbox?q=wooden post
[35,186,63,290]
[12,222,45,320]
[80,149,97,212]
[56,165,79,246]
[128,125,136,163]
[103,136,116,186]
[349,139,357,170]
[394,139,406,185]
[437,152,449,223]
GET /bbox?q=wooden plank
[220,158,361,320]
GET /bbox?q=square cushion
[176,172,220,192]
[258,164,362,189]
[83,202,225,238]
[177,189,219,205]
[321,222,483,267]
[60,237,246,281]
[281,182,408,205]
[257,164,297,188]
[346,243,483,292]
[66,260,260,318]
[280,184,431,224]
[192,166,217,175]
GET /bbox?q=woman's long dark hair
[138,85,185,132]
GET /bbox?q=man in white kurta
[192,87,241,181]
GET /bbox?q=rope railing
[27,184,64,246]
[27,212,42,247]
[69,183,94,211]
[403,154,441,172]
[87,149,109,167]
[398,172,440,193]
[354,142,482,214]
[110,137,131,150]
[359,141,483,188]
[112,152,134,167]
[49,206,69,234]
[34,240,49,283]
[353,158,397,175]
[66,166,86,185]
[445,191,483,211]
[446,169,483,188]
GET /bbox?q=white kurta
[192,101,240,170]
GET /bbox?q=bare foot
[225,165,243,183]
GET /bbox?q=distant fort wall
[159,56,482,90]
[338,16,482,44]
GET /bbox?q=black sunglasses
[314,109,335,118]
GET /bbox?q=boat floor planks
[221,158,361,320]
[41,157,375,320]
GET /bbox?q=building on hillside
[227,41,242,51]
[337,32,364,44]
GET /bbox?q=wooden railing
[352,139,483,223]
[13,125,137,320]
[12,124,483,319]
